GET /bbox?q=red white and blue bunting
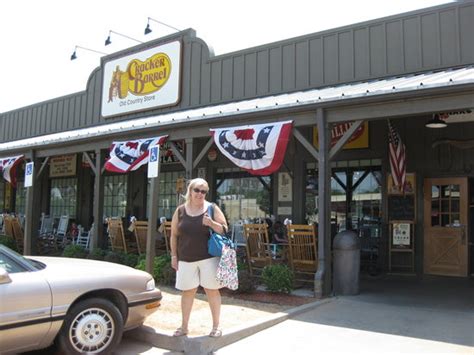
[0,155,24,187]
[104,136,168,173]
[210,120,293,175]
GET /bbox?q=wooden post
[23,153,35,255]
[315,108,332,298]
[145,149,161,275]
[91,150,104,250]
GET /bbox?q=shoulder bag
[207,204,234,257]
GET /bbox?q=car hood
[31,256,144,277]
[28,256,154,300]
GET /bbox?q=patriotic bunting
[0,155,24,187]
[388,120,407,193]
[210,120,293,175]
[104,136,168,173]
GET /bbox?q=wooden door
[424,177,468,277]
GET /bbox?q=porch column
[24,152,40,255]
[91,149,104,250]
[315,108,332,297]
[145,173,159,274]
[185,138,194,180]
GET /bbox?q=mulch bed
[220,289,315,307]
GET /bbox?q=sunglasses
[193,188,208,195]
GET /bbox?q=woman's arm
[203,203,228,235]
[170,208,179,270]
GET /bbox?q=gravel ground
[144,286,312,337]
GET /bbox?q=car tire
[57,297,124,354]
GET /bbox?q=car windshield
[0,244,44,272]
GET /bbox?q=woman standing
[170,178,228,338]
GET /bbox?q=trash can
[333,230,360,295]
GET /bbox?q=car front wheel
[57,297,124,354]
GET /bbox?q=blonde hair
[184,178,209,202]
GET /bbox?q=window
[305,160,382,233]
[104,175,128,218]
[50,178,77,218]
[15,181,26,215]
[0,181,4,211]
[216,168,272,225]
[431,184,460,227]
[147,170,185,220]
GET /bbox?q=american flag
[388,120,406,193]
[0,155,23,187]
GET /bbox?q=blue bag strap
[207,204,214,236]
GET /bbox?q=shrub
[122,253,139,268]
[136,254,175,286]
[104,251,127,265]
[0,235,17,251]
[86,248,107,261]
[62,244,88,259]
[262,264,294,293]
[236,268,256,293]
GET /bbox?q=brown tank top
[176,204,212,262]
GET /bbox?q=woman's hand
[202,213,214,228]
[171,256,178,270]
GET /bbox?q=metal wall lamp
[425,114,447,128]
[105,30,143,46]
[144,17,181,35]
[70,45,107,60]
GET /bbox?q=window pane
[50,178,77,218]
[104,175,127,218]
[216,174,271,225]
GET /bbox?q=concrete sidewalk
[125,275,474,354]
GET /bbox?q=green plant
[122,253,139,268]
[0,235,17,251]
[104,251,127,265]
[262,264,294,293]
[236,268,256,293]
[86,248,107,261]
[136,254,175,285]
[62,244,88,259]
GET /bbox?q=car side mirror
[0,268,12,284]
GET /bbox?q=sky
[0,0,454,114]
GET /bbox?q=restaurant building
[0,1,473,296]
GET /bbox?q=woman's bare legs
[204,288,221,335]
[179,287,197,333]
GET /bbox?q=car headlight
[146,278,155,291]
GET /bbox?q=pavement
[122,274,474,355]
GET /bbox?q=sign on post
[148,145,160,178]
[24,162,34,187]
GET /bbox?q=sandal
[173,327,188,337]
[209,328,222,338]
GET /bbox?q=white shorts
[175,257,221,290]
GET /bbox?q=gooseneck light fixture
[105,30,143,46]
[425,113,447,129]
[70,45,107,60]
[144,17,181,35]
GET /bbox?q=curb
[125,297,333,354]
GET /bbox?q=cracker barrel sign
[101,41,181,118]
[313,121,369,149]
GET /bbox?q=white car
[0,244,162,354]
